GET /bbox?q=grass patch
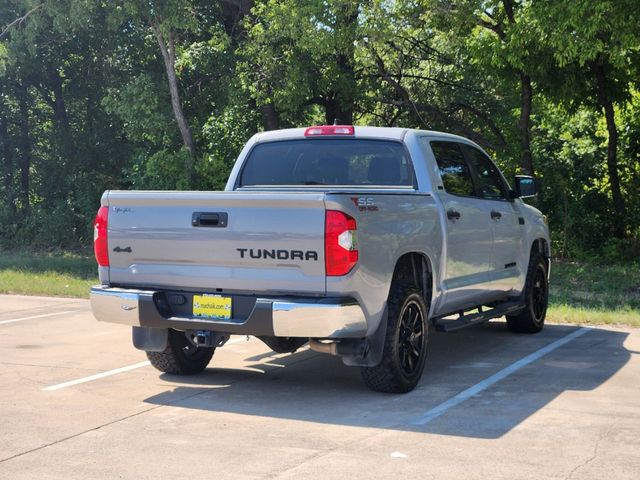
[0,252,639,326]
[0,251,96,298]
[548,260,640,327]
[547,304,640,327]
[549,261,640,310]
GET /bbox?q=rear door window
[430,141,476,197]
[239,139,414,187]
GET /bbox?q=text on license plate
[193,294,232,320]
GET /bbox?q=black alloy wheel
[506,252,548,333]
[398,299,425,376]
[531,264,548,322]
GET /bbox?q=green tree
[0,0,639,257]
[359,0,508,149]
[114,0,203,183]
[424,0,555,175]
[532,0,639,238]
[239,0,362,127]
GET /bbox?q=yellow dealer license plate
[193,294,232,320]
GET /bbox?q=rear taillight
[93,206,109,267]
[325,210,358,276]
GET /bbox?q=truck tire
[506,252,548,333]
[146,329,215,374]
[360,289,429,393]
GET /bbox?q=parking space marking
[0,311,75,325]
[43,361,152,391]
[42,336,252,391]
[410,327,591,426]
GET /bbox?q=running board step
[433,301,524,332]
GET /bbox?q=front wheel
[506,252,549,333]
[360,291,429,393]
[146,329,215,374]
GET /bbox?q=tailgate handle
[192,212,228,228]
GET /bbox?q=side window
[462,145,507,200]
[430,141,476,197]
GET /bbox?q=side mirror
[514,175,537,199]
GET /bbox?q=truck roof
[253,126,473,144]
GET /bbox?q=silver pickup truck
[90,125,550,393]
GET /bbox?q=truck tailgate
[104,191,326,294]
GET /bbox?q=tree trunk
[17,88,31,215]
[153,26,196,184]
[325,2,359,125]
[86,65,95,136]
[590,58,625,238]
[49,68,75,162]
[86,93,95,135]
[220,0,254,38]
[325,95,353,125]
[518,71,534,175]
[260,103,279,131]
[500,1,534,175]
[0,112,16,217]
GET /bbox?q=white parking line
[0,310,75,325]
[43,361,152,391]
[410,327,591,426]
[42,336,252,391]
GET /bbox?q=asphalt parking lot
[1,294,639,479]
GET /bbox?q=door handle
[491,210,502,220]
[447,209,461,220]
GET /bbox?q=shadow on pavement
[144,322,630,438]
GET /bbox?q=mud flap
[341,305,388,368]
[132,326,168,352]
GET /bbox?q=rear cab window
[238,139,415,187]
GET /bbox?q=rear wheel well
[391,253,433,311]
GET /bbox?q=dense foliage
[0,0,639,260]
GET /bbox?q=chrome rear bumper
[90,286,367,338]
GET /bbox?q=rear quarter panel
[325,193,443,336]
